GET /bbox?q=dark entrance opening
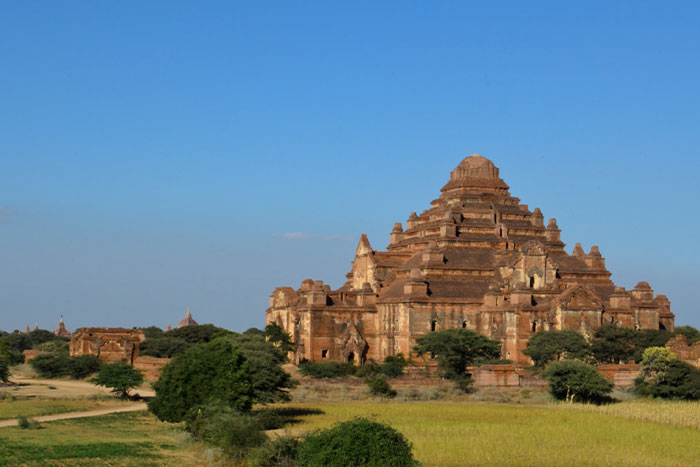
[347,352,355,362]
[431,320,437,332]
[659,322,666,331]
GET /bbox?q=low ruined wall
[470,364,523,387]
[596,364,640,388]
[22,350,48,363]
[666,335,700,368]
[133,356,170,381]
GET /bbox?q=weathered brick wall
[596,364,640,388]
[22,350,48,363]
[132,356,170,381]
[666,335,700,367]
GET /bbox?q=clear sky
[1,2,699,332]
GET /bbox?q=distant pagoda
[53,315,71,338]
[177,307,199,328]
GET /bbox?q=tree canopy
[91,362,144,398]
[543,360,613,403]
[523,330,591,368]
[634,347,700,400]
[148,337,255,422]
[414,328,501,381]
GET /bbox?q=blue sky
[1,1,699,332]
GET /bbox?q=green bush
[34,340,70,354]
[91,363,144,398]
[29,353,72,378]
[365,374,397,398]
[17,416,41,429]
[253,408,285,430]
[298,361,356,379]
[29,354,103,380]
[543,360,613,404]
[186,404,267,459]
[354,362,381,378]
[381,354,409,378]
[0,359,9,383]
[139,336,190,358]
[250,435,300,467]
[68,355,102,379]
[298,418,419,467]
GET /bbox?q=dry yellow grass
[277,401,700,466]
[571,399,700,430]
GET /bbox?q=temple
[267,155,675,365]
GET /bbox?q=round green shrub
[250,435,300,467]
[298,418,419,467]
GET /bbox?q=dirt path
[8,376,155,398]
[0,402,148,428]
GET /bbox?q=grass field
[276,401,700,466]
[0,411,201,466]
[0,398,131,420]
[2,396,700,465]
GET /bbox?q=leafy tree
[631,330,673,362]
[0,339,10,363]
[229,332,296,403]
[91,362,144,398]
[298,418,419,467]
[28,329,64,348]
[138,326,164,340]
[29,353,72,378]
[635,359,700,400]
[34,340,70,354]
[523,330,591,368]
[139,336,190,358]
[674,325,700,345]
[0,360,9,383]
[148,337,255,422]
[68,355,102,379]
[2,333,31,352]
[590,325,637,363]
[264,323,294,354]
[638,347,677,383]
[543,360,613,403]
[163,324,226,344]
[414,328,501,382]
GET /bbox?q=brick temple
[267,155,674,365]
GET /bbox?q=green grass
[276,401,700,466]
[0,399,128,420]
[0,411,199,466]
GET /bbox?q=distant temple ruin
[70,328,145,364]
[267,154,674,365]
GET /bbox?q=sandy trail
[0,402,148,428]
[8,376,155,398]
